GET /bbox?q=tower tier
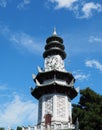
[31,82,77,100]
[33,70,75,84]
[43,31,66,59]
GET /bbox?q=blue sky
[0,0,102,128]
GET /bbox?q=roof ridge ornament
[53,27,57,36]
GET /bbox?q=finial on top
[53,27,57,36]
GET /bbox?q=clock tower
[31,29,78,130]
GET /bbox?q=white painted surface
[45,55,65,71]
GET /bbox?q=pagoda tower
[31,29,78,130]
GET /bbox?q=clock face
[45,55,64,71]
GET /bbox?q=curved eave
[34,69,75,84]
[31,82,78,100]
[43,47,66,59]
[35,80,72,87]
[45,41,65,50]
[46,36,63,44]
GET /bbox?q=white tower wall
[37,93,72,130]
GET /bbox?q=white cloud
[48,0,102,19]
[0,94,38,127]
[0,0,31,9]
[17,0,31,9]
[10,32,43,54]
[0,0,7,7]
[0,24,12,38]
[49,0,78,9]
[85,60,102,72]
[0,84,7,90]
[23,0,31,4]
[89,36,102,43]
[0,24,43,54]
[79,2,102,19]
[73,70,89,81]
[74,74,89,80]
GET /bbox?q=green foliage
[72,87,102,130]
[16,126,22,130]
[0,128,5,130]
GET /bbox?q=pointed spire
[35,79,40,86]
[37,66,43,72]
[75,87,80,93]
[53,27,57,36]
[30,87,33,92]
[32,74,36,80]
[69,78,75,86]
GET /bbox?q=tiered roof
[31,30,78,100]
